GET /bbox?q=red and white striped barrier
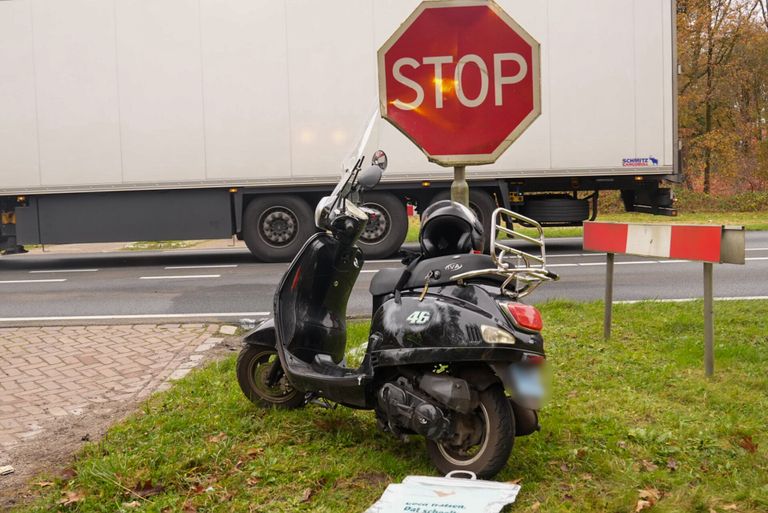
[582,221,745,377]
[583,222,745,264]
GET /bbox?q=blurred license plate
[511,365,544,399]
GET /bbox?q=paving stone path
[0,323,224,454]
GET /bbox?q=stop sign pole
[378,0,541,207]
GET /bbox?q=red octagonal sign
[378,0,541,167]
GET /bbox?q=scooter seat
[369,253,500,297]
[369,267,406,296]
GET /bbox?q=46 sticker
[406,310,431,325]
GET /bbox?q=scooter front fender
[243,318,276,348]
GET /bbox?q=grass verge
[406,211,768,242]
[17,301,768,512]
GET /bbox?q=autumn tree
[677,0,763,193]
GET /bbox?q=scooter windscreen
[315,107,380,230]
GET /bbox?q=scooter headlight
[481,325,516,345]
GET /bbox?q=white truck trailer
[0,0,678,261]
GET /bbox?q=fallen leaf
[531,501,541,511]
[575,448,588,459]
[182,501,198,513]
[618,441,628,449]
[580,473,593,481]
[246,447,264,458]
[59,467,77,481]
[723,505,738,511]
[636,487,662,511]
[567,390,578,398]
[33,481,54,488]
[301,488,313,502]
[208,432,228,444]
[560,463,569,473]
[123,501,141,508]
[641,460,659,472]
[738,435,758,454]
[636,499,653,512]
[667,458,678,471]
[507,478,522,485]
[246,477,262,486]
[133,480,165,498]
[638,488,661,502]
[59,490,86,506]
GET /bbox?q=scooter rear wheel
[236,345,305,409]
[426,384,514,479]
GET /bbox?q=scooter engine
[377,379,450,440]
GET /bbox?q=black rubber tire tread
[426,384,515,479]
[358,191,408,259]
[236,344,305,409]
[430,189,496,252]
[242,195,315,262]
[521,197,590,224]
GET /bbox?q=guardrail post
[604,252,614,340]
[703,262,714,376]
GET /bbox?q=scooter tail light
[503,302,543,332]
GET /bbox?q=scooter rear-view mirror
[357,165,383,191]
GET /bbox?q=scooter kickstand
[310,397,337,410]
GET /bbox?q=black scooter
[236,150,558,479]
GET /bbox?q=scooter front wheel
[426,384,514,479]
[236,345,305,409]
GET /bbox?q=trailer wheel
[359,192,408,259]
[243,195,314,262]
[431,189,496,252]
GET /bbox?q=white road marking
[139,274,221,280]
[746,247,768,251]
[617,296,768,304]
[548,256,767,268]
[360,270,381,274]
[29,269,98,274]
[0,312,271,323]
[0,279,67,284]
[164,265,238,270]
[549,253,605,258]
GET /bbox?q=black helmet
[419,200,484,257]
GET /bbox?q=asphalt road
[0,232,766,325]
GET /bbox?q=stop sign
[377,0,541,167]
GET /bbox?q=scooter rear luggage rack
[450,208,557,298]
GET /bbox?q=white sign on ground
[365,472,520,513]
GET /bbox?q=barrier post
[583,222,745,377]
[604,253,615,340]
[703,262,714,377]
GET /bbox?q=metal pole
[451,165,469,207]
[704,262,714,377]
[604,252,614,340]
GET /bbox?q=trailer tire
[521,197,589,224]
[359,192,408,260]
[431,189,496,252]
[243,195,315,262]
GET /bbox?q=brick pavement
[0,323,225,454]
